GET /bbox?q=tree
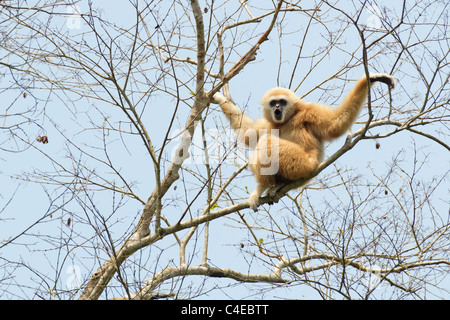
[0,0,448,300]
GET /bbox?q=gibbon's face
[269,98,287,122]
[261,87,298,124]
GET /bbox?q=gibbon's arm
[312,73,394,141]
[212,92,254,133]
[212,92,270,148]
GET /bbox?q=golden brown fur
[212,73,394,210]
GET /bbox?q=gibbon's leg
[248,133,319,211]
[319,73,394,140]
[248,184,267,212]
[248,133,276,211]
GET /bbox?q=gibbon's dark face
[269,99,287,121]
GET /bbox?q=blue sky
[1,0,449,299]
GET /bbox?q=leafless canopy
[0,0,448,300]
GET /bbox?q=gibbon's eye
[270,99,287,107]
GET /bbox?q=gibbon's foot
[267,183,283,200]
[248,184,267,212]
[248,190,261,212]
[248,195,259,212]
[369,73,395,89]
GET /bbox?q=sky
[0,0,449,299]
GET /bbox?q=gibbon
[212,73,394,210]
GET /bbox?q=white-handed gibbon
[211,73,394,210]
